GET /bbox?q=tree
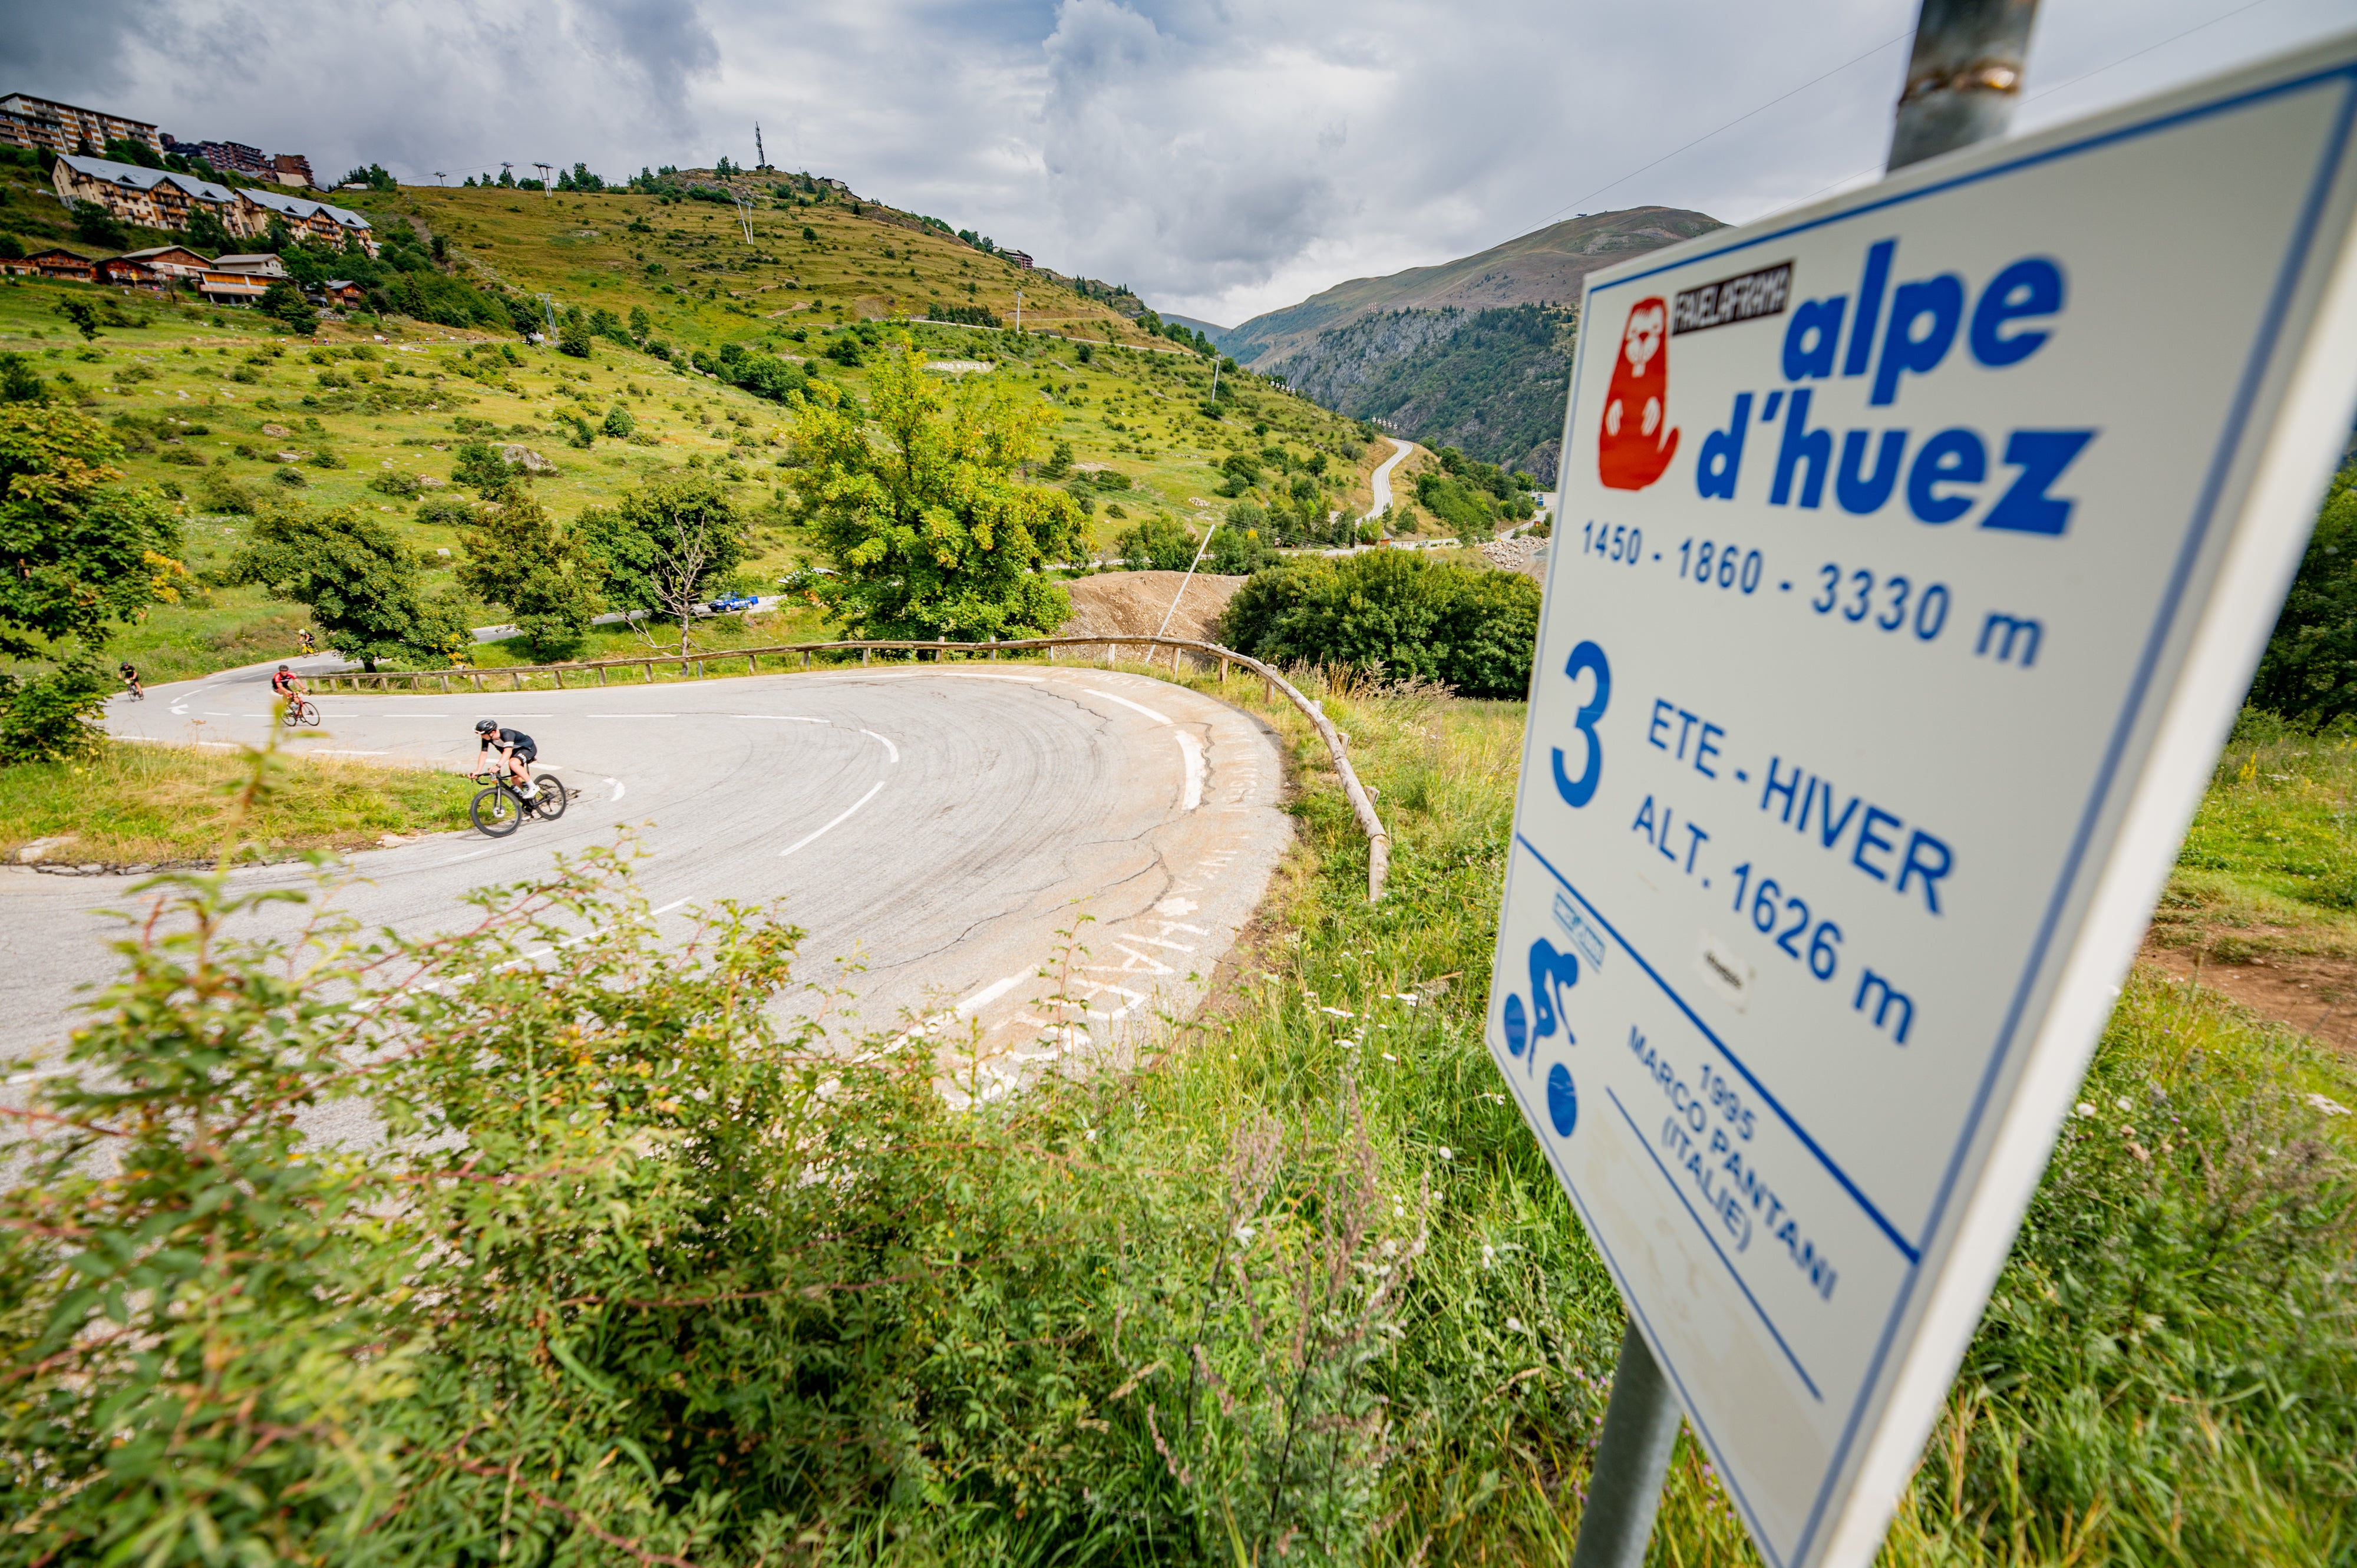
[602,404,635,438]
[69,200,127,249]
[342,163,397,192]
[260,279,317,335]
[0,406,184,758]
[1,352,49,404]
[1118,514,1199,572]
[185,204,236,255]
[557,311,593,359]
[235,504,464,671]
[791,346,1082,641]
[0,406,184,658]
[576,475,751,657]
[455,491,599,661]
[2250,461,2357,722]
[1219,550,1541,698]
[451,440,520,496]
[53,298,103,341]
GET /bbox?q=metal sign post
[1510,27,2357,1568]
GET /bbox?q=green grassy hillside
[0,170,1388,684]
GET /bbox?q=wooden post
[747,653,757,675]
[597,664,607,686]
[553,667,565,689]
[1219,656,1230,682]
[861,647,870,666]
[643,661,653,683]
[471,672,484,692]
[803,651,811,670]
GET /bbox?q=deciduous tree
[791,345,1081,640]
[455,491,599,661]
[236,504,463,670]
[575,474,750,656]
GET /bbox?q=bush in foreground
[1220,549,1541,698]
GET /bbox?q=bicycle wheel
[298,699,321,727]
[530,774,569,820]
[470,784,522,837]
[280,704,298,728]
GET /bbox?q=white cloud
[8,0,2352,322]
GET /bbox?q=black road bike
[280,696,319,727]
[469,768,572,837]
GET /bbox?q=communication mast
[755,123,770,171]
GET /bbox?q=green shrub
[2250,460,2357,722]
[1220,550,1541,696]
[368,469,424,499]
[0,656,111,762]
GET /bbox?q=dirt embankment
[1059,571,1248,643]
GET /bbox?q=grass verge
[0,741,476,867]
[1059,662,2357,1564]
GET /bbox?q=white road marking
[605,777,625,800]
[733,714,826,721]
[779,779,885,857]
[589,712,677,718]
[306,748,390,757]
[954,972,1028,1016]
[649,897,690,916]
[1175,731,1204,810]
[859,728,899,764]
[1085,688,1172,725]
[946,672,1045,682]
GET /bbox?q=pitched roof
[118,245,214,265]
[237,186,371,231]
[54,153,235,204]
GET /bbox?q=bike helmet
[476,718,499,734]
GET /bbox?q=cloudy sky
[10,0,2351,324]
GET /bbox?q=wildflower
[2114,1095,2132,1112]
[1506,1316,1525,1333]
[1481,1244,1497,1269]
[2075,1102,2097,1118]
[1438,1146,1454,1161]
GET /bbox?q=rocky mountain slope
[1210,207,1721,481]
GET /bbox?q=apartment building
[51,155,376,255]
[0,93,161,156]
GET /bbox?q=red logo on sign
[1598,297,1678,491]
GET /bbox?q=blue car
[705,593,760,613]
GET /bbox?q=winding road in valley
[1365,436,1414,520]
[0,656,1293,1105]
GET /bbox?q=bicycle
[120,674,143,702]
[280,696,319,728]
[468,768,571,837]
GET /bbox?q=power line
[1764,0,2280,217]
[1515,28,1917,240]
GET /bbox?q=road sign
[1488,33,2357,1568]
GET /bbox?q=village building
[272,153,317,189]
[1005,250,1035,269]
[0,93,160,156]
[114,245,215,281]
[234,187,377,255]
[97,256,163,291]
[316,279,367,308]
[209,253,288,278]
[0,247,98,282]
[51,154,242,236]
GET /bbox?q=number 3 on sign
[1552,640,1612,807]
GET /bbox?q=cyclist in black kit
[118,661,142,700]
[474,717,536,789]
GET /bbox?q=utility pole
[1015,289,1023,333]
[755,123,768,171]
[533,162,553,197]
[433,171,446,186]
[1559,6,2044,1568]
[1887,0,2041,170]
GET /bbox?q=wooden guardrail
[319,635,1393,901]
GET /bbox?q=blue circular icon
[1547,1062,1579,1137]
[1503,994,1528,1057]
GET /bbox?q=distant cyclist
[474,718,536,789]
[296,628,316,656]
[118,661,142,701]
[269,663,305,720]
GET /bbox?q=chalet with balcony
[52,154,243,237]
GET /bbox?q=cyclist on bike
[269,663,306,721]
[474,718,536,790]
[296,628,315,656]
[118,661,141,701]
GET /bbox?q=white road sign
[1487,34,2357,1568]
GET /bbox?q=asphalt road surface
[1,654,1292,1105]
